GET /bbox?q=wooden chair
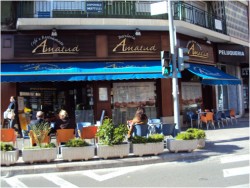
[80,126,98,144]
[200,112,215,130]
[56,129,75,146]
[0,128,17,146]
[29,130,51,146]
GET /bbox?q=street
[1,152,249,187]
[1,118,249,187]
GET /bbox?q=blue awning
[187,63,241,85]
[1,61,168,82]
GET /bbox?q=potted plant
[131,134,164,157]
[1,142,19,166]
[186,128,206,149]
[96,118,129,159]
[22,122,57,164]
[167,131,198,153]
[61,138,95,161]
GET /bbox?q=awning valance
[187,63,241,85]
[1,61,167,82]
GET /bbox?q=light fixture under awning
[187,63,241,85]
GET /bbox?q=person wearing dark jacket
[29,111,46,127]
[53,110,75,133]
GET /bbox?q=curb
[1,149,210,177]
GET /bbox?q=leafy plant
[65,138,90,147]
[43,143,56,148]
[176,132,196,140]
[29,122,51,148]
[131,136,148,144]
[186,128,206,139]
[0,142,15,152]
[96,118,128,146]
[131,134,164,144]
[147,134,164,143]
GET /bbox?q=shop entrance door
[93,81,112,124]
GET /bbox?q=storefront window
[112,82,157,124]
[181,82,202,114]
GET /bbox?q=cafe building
[1,30,242,128]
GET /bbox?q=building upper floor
[1,0,249,47]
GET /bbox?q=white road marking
[223,166,250,177]
[42,174,79,188]
[227,184,250,188]
[221,154,250,164]
[82,165,148,181]
[4,177,28,188]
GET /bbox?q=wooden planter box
[22,148,57,164]
[61,145,95,161]
[96,143,129,159]
[197,139,206,149]
[167,139,198,153]
[1,149,19,166]
[132,142,164,157]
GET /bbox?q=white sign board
[150,1,168,16]
[215,19,222,30]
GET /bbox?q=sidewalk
[1,116,249,177]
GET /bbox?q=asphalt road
[1,152,249,188]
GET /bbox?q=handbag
[7,110,15,120]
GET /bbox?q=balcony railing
[173,2,227,34]
[11,1,227,34]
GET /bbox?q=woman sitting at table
[127,106,148,139]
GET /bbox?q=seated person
[128,106,148,139]
[52,110,76,133]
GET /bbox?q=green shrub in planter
[131,134,164,144]
[147,134,164,143]
[96,118,128,146]
[186,128,206,139]
[65,138,90,147]
[1,142,15,151]
[131,136,148,144]
[176,132,196,140]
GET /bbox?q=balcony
[16,1,226,32]
[2,1,232,43]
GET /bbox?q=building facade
[1,1,249,130]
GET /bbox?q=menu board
[113,82,156,108]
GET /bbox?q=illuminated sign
[31,36,80,55]
[112,34,157,54]
[186,40,208,59]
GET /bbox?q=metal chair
[0,128,17,146]
[133,124,149,137]
[148,119,161,134]
[161,123,176,138]
[186,111,198,128]
[213,111,224,128]
[29,130,51,146]
[76,122,91,137]
[221,110,232,126]
[56,129,75,147]
[200,112,215,130]
[229,109,237,124]
[80,126,98,144]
